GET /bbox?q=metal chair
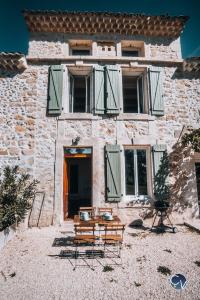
[73,223,97,270]
[100,224,125,263]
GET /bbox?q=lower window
[125,149,148,196]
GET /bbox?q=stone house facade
[0,11,199,226]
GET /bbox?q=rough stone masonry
[0,11,200,226]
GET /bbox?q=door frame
[195,162,200,213]
[63,148,92,220]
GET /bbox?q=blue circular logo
[169,274,187,290]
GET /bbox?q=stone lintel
[26,56,183,66]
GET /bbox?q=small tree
[0,165,38,231]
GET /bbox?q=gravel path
[0,223,200,300]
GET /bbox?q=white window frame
[66,67,93,114]
[121,68,149,114]
[121,145,153,202]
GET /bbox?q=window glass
[72,49,90,56]
[70,75,90,113]
[74,76,86,112]
[123,76,138,113]
[125,149,148,196]
[137,150,147,195]
[138,77,144,113]
[123,75,144,113]
[122,50,139,57]
[125,150,135,195]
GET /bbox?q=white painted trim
[62,65,69,113]
[121,69,148,114]
[121,145,153,203]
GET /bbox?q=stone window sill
[117,113,155,121]
[59,113,99,120]
[58,113,155,121]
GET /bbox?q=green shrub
[0,166,38,231]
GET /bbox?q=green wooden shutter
[152,144,167,177]
[94,65,105,114]
[47,65,64,115]
[105,65,121,115]
[149,66,164,116]
[105,144,121,202]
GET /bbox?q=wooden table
[74,215,121,225]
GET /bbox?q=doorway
[63,148,92,219]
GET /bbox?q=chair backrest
[79,207,95,217]
[74,223,95,235]
[98,207,113,215]
[104,224,125,239]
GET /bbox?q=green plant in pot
[0,166,38,231]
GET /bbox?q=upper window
[122,50,139,57]
[121,40,145,57]
[69,40,92,56]
[122,72,145,113]
[71,49,90,56]
[46,64,165,116]
[69,74,91,113]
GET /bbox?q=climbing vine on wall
[181,128,200,152]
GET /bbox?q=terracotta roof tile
[0,52,27,71]
[23,11,189,38]
[184,57,200,73]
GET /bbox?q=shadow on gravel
[48,250,76,258]
[52,237,74,247]
[129,225,151,231]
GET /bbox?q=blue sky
[0,0,200,58]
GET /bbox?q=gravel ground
[0,223,200,300]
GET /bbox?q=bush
[0,166,38,231]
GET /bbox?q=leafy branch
[0,166,38,231]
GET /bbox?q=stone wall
[0,65,57,226]
[28,33,181,60]
[0,68,37,173]
[0,60,199,226]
